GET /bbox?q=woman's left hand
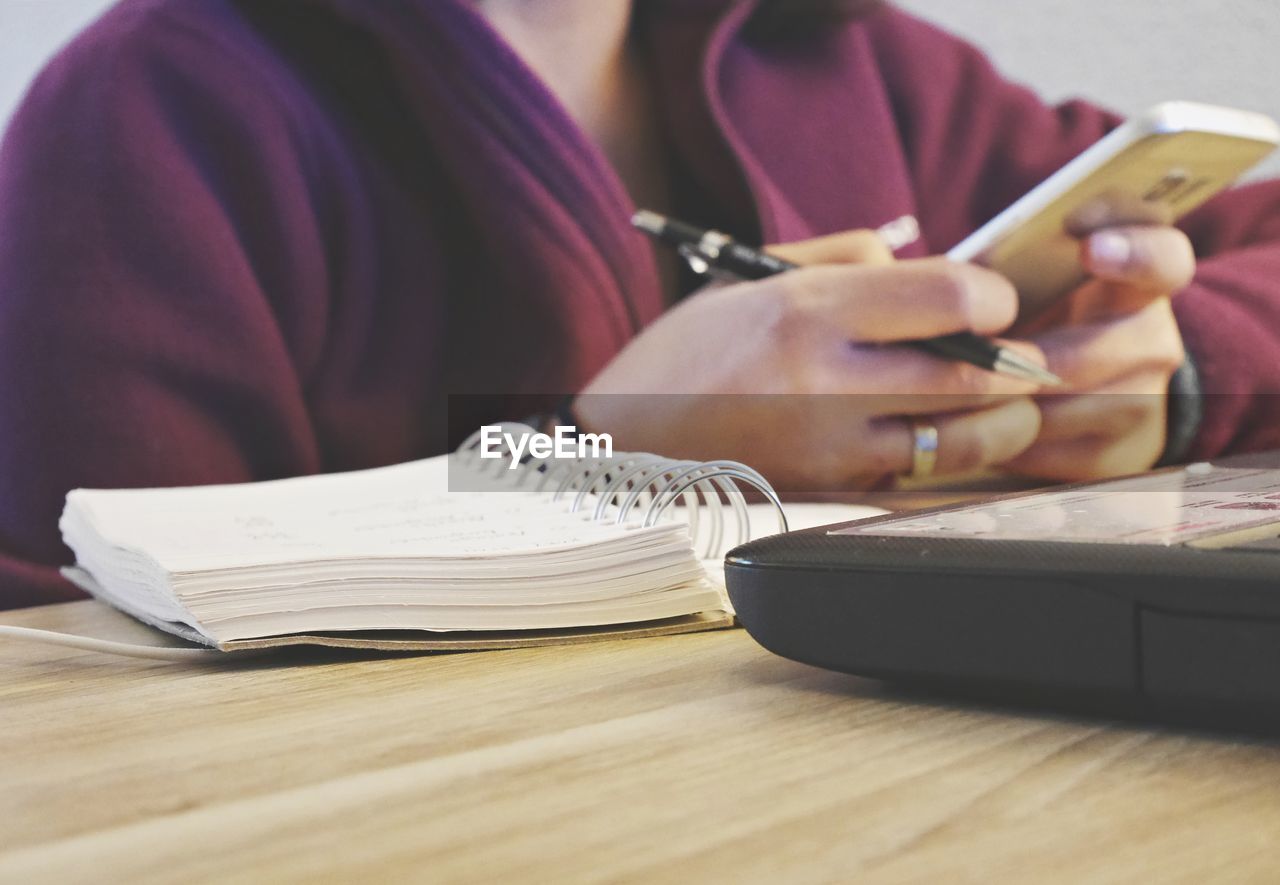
[1004,225,1195,481]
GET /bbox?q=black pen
[631,210,1062,387]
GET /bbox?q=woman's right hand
[574,234,1048,491]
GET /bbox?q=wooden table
[4,601,1280,883]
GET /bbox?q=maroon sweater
[2,0,1279,608]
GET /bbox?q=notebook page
[64,456,684,573]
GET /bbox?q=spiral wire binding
[6,427,788,661]
[455,423,788,559]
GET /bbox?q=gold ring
[909,419,939,480]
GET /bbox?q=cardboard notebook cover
[63,567,736,654]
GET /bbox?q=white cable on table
[0,625,218,661]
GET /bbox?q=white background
[896,0,1280,179]
[2,0,1279,179]
[1,0,110,129]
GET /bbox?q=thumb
[768,229,896,267]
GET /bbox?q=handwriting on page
[70,457,672,572]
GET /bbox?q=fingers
[779,258,1021,342]
[1082,226,1196,297]
[1006,431,1165,482]
[1005,381,1169,481]
[825,341,1047,409]
[769,229,896,267]
[787,397,1042,488]
[1064,191,1173,236]
[749,257,1043,406]
[1005,293,1182,483]
[1032,372,1171,444]
[1033,296,1184,393]
[865,397,1042,478]
[1027,225,1196,330]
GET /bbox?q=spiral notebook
[58,425,881,653]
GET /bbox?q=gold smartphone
[948,101,1280,318]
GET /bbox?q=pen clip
[677,243,741,282]
[677,243,711,276]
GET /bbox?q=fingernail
[1090,231,1131,269]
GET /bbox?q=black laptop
[726,451,1280,725]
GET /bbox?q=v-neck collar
[317,0,790,335]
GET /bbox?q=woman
[0,0,1277,608]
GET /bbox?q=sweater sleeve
[1174,184,1280,458]
[0,6,329,607]
[867,9,1280,459]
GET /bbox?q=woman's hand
[1005,225,1194,480]
[575,231,1047,491]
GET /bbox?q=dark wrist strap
[1157,354,1204,467]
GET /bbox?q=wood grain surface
[3,600,1280,883]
